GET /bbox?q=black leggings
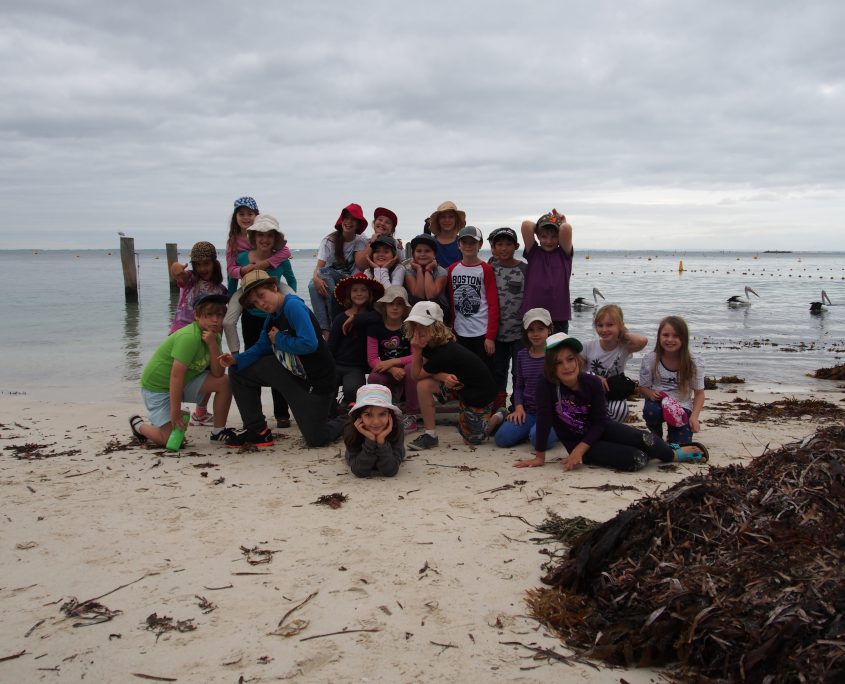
[241,310,289,420]
[581,421,675,472]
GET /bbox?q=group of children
[130,198,709,479]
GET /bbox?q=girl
[363,235,406,288]
[428,201,466,268]
[639,316,706,444]
[488,308,559,451]
[328,274,385,410]
[309,203,370,337]
[366,285,419,433]
[224,197,292,295]
[169,241,227,426]
[344,384,405,478]
[354,207,403,272]
[223,215,297,428]
[515,333,708,470]
[404,233,449,316]
[581,304,648,422]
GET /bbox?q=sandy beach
[1,385,842,682]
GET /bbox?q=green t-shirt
[140,322,218,393]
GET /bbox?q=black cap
[371,234,398,252]
[193,293,229,309]
[488,226,519,245]
[410,233,438,251]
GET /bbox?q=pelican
[573,288,605,311]
[810,290,832,314]
[727,286,759,307]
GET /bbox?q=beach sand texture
[1,388,842,682]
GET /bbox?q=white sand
[1,387,840,682]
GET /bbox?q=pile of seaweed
[728,396,845,423]
[528,425,845,683]
[813,364,845,381]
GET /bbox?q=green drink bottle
[166,411,190,451]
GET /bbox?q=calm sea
[1,249,843,402]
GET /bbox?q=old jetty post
[120,236,139,301]
[166,243,179,292]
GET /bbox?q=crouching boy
[404,301,496,450]
[130,294,233,446]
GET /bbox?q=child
[487,227,527,411]
[354,207,403,271]
[428,201,466,268]
[581,304,648,422]
[329,274,385,410]
[308,203,370,337]
[514,334,708,470]
[130,294,234,447]
[363,235,406,288]
[344,384,406,478]
[404,301,496,450]
[447,226,499,367]
[404,233,449,314]
[639,316,705,444]
[520,209,574,333]
[488,308,559,451]
[169,241,228,334]
[366,285,419,432]
[225,197,292,295]
[223,214,297,428]
[219,270,346,448]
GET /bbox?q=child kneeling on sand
[404,301,496,450]
[130,294,234,447]
[344,384,405,477]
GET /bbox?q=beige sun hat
[429,201,466,235]
[247,214,286,250]
[374,285,411,316]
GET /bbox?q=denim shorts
[457,401,492,445]
[141,371,209,427]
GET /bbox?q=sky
[1,0,843,251]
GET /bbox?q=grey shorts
[141,371,209,427]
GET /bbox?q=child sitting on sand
[344,384,406,478]
[130,294,234,447]
[404,301,496,450]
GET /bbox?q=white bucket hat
[349,384,402,416]
[247,214,285,250]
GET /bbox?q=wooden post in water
[166,243,179,292]
[120,236,139,302]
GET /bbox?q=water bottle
[166,411,190,451]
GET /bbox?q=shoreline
[1,386,843,681]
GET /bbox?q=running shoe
[224,426,274,448]
[190,410,214,426]
[210,427,238,443]
[401,414,418,433]
[408,433,438,451]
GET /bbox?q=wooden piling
[120,236,139,301]
[166,243,179,292]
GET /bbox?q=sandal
[670,441,709,463]
[129,415,148,443]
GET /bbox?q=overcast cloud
[1,0,843,250]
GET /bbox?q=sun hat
[193,293,229,309]
[374,285,411,316]
[410,233,438,252]
[190,241,218,262]
[429,201,467,235]
[373,207,398,229]
[405,300,444,326]
[247,214,286,250]
[234,197,259,213]
[522,308,552,329]
[536,209,566,233]
[334,273,386,306]
[488,227,519,246]
[545,332,583,353]
[457,225,483,242]
[349,384,402,416]
[239,269,276,306]
[371,234,398,253]
[335,203,368,234]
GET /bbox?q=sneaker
[485,408,508,436]
[408,432,438,451]
[190,410,214,426]
[210,427,237,443]
[401,414,418,433]
[224,426,274,448]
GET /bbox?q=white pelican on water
[810,290,832,314]
[573,288,605,311]
[727,286,759,307]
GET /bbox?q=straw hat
[334,273,385,306]
[429,201,466,235]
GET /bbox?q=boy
[446,225,499,366]
[520,209,574,333]
[487,227,527,411]
[404,233,449,317]
[130,294,233,447]
[363,234,406,287]
[218,270,345,448]
[404,302,496,450]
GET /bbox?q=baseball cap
[545,333,583,353]
[457,225,483,242]
[522,308,552,329]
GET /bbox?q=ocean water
[1,248,843,403]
